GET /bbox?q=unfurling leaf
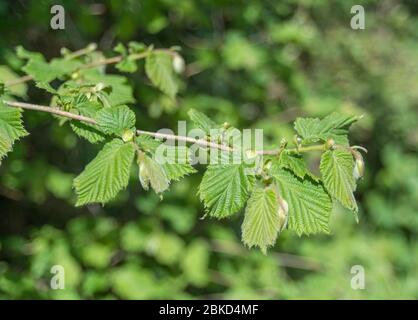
[145,51,178,98]
[242,185,280,254]
[96,105,136,137]
[271,167,332,236]
[199,163,255,218]
[74,139,135,206]
[137,151,169,194]
[320,149,358,212]
[352,150,365,180]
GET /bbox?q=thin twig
[3,100,97,124]
[4,75,33,87]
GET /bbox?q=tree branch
[4,48,173,88]
[3,100,97,124]
[2,100,327,156]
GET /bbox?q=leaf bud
[71,72,79,80]
[353,151,365,180]
[245,149,257,159]
[87,43,97,52]
[172,54,185,74]
[122,129,135,142]
[293,135,302,146]
[325,138,335,150]
[223,122,231,129]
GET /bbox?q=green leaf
[114,43,127,56]
[320,149,358,212]
[271,167,332,236]
[128,42,146,54]
[137,151,169,194]
[163,162,196,181]
[155,145,197,181]
[294,112,360,145]
[242,185,280,254]
[0,66,28,97]
[277,152,318,181]
[70,102,106,144]
[22,56,81,83]
[73,139,135,206]
[83,72,135,107]
[136,135,162,153]
[96,105,136,136]
[145,51,178,98]
[0,100,28,163]
[136,140,196,182]
[115,58,137,73]
[16,46,44,61]
[199,163,255,218]
[114,43,137,73]
[163,147,197,181]
[187,108,218,135]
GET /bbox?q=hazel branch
[2,100,328,156]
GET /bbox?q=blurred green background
[0,0,418,299]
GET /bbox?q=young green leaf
[22,55,81,83]
[70,102,106,144]
[277,152,318,181]
[294,112,360,145]
[0,100,28,163]
[96,105,136,137]
[116,58,137,73]
[159,146,196,181]
[271,167,332,236]
[242,185,280,254]
[145,51,178,98]
[163,162,196,181]
[0,66,28,98]
[187,108,218,135]
[320,149,358,212]
[83,72,135,107]
[137,151,170,194]
[199,163,255,218]
[114,43,138,73]
[73,139,135,206]
[136,135,162,153]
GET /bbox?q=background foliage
[0,0,417,299]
